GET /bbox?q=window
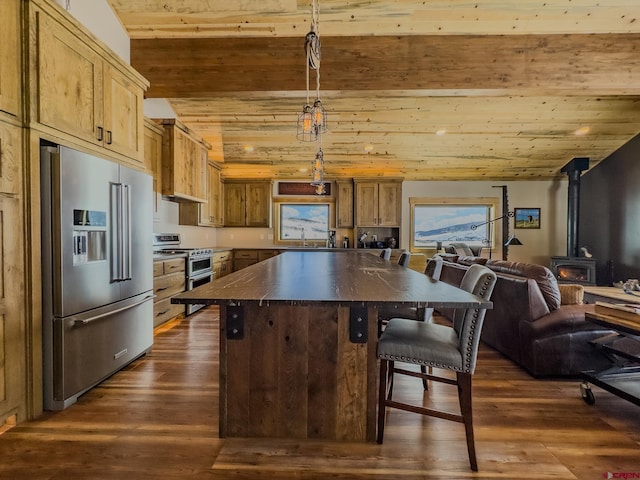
[409,197,499,251]
[273,198,334,244]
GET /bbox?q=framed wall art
[514,208,541,229]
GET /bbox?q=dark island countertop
[172,250,491,309]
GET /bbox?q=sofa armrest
[558,284,584,305]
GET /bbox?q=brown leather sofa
[437,254,611,377]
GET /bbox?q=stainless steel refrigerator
[41,145,154,411]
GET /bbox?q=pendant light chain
[297,0,328,193]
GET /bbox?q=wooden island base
[219,303,378,442]
[172,251,491,443]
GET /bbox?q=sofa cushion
[485,260,561,311]
[456,255,488,266]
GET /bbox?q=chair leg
[420,365,430,390]
[457,372,477,471]
[377,359,389,444]
[386,361,395,400]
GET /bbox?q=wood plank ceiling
[108,0,640,180]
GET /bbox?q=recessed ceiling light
[364,144,374,152]
[299,167,308,173]
[243,144,254,153]
[574,126,590,136]
[435,129,447,136]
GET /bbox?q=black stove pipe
[560,158,589,257]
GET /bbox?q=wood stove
[550,256,596,285]
[550,157,597,285]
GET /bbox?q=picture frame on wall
[514,208,541,229]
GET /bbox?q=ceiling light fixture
[310,148,325,190]
[296,0,327,142]
[574,126,590,136]
[297,0,328,194]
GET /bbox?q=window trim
[409,197,500,253]
[273,196,335,246]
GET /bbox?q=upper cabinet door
[378,182,401,226]
[355,182,379,226]
[0,0,21,117]
[102,64,145,163]
[35,10,103,146]
[0,123,21,195]
[223,183,246,227]
[245,182,270,227]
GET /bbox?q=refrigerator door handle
[110,182,122,282]
[72,294,155,327]
[122,184,132,280]
[109,183,120,282]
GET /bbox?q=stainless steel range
[153,233,214,315]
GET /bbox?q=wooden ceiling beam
[132,33,640,97]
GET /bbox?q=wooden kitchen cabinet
[0,119,26,424]
[159,119,210,203]
[29,0,148,163]
[233,250,259,271]
[0,122,21,195]
[336,179,354,228]
[0,0,21,118]
[258,250,280,262]
[212,250,233,279]
[179,160,223,227]
[355,180,402,227]
[223,181,271,227]
[143,118,163,219]
[153,257,186,327]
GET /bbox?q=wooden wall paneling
[219,302,375,441]
[335,306,368,442]
[276,306,308,438]
[223,304,251,437]
[307,305,338,439]
[248,304,279,437]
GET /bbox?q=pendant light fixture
[297,0,327,142]
[297,0,329,194]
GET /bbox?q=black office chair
[376,264,497,471]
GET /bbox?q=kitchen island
[172,250,492,442]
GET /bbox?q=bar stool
[376,264,497,471]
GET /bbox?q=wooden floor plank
[0,306,639,479]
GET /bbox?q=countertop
[172,250,490,308]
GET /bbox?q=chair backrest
[450,242,474,256]
[397,250,410,267]
[380,248,392,261]
[452,264,497,373]
[424,255,444,280]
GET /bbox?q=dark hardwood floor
[1,307,639,479]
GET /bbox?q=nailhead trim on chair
[379,271,496,375]
[378,354,470,373]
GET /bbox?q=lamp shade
[505,236,523,246]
